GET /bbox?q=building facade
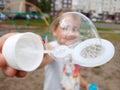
[0,0,10,10]
[51,0,120,22]
[0,0,25,12]
[1,0,120,22]
[50,0,72,15]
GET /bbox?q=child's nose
[67,29,74,36]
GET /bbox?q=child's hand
[88,83,98,90]
[0,33,27,77]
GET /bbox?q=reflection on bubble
[48,12,100,46]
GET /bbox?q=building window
[64,0,67,3]
[63,4,67,8]
[68,0,72,3]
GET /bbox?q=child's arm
[38,54,53,68]
[80,76,98,90]
[80,76,90,90]
[38,44,54,68]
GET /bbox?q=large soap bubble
[45,12,115,67]
[48,12,100,45]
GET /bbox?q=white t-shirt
[43,41,80,90]
[43,41,64,90]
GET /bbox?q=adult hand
[0,33,27,77]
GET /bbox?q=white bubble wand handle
[44,45,72,59]
[44,50,52,54]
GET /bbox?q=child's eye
[62,26,68,31]
[72,27,79,32]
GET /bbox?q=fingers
[1,66,27,77]
[2,66,17,77]
[16,71,27,77]
[0,36,8,67]
[0,53,6,66]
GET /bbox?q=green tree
[35,0,51,14]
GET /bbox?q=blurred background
[0,0,120,90]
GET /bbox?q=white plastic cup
[2,32,44,72]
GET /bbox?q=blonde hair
[52,9,73,31]
[52,10,81,32]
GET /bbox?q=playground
[0,1,50,36]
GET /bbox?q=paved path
[94,23,120,30]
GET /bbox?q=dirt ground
[0,30,120,90]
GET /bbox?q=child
[43,11,90,90]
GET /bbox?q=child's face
[53,15,80,45]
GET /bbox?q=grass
[97,27,114,31]
[99,33,120,40]
[1,19,120,39]
[0,19,49,27]
[1,19,120,30]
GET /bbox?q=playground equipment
[2,1,49,26]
